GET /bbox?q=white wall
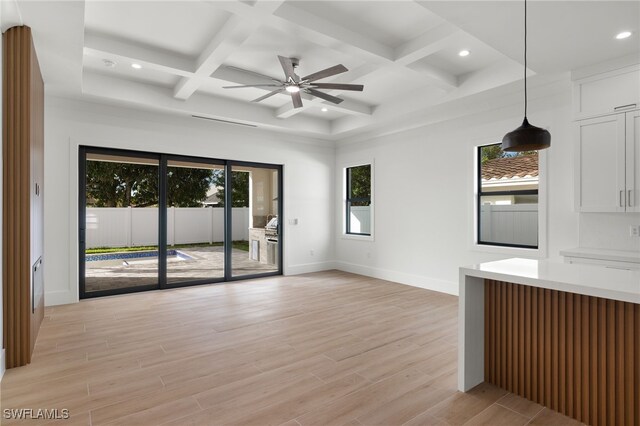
[44,97,335,306]
[579,212,640,252]
[335,85,580,295]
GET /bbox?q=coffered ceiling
[4,1,639,141]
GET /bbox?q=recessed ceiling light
[285,85,300,93]
[131,63,142,69]
[458,50,470,57]
[616,31,632,40]
[103,59,116,68]
[321,107,328,112]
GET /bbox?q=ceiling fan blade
[278,56,297,82]
[252,89,284,103]
[305,88,344,104]
[223,84,283,89]
[224,66,282,83]
[311,83,364,91]
[291,91,303,109]
[302,64,348,83]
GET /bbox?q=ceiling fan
[222,56,364,109]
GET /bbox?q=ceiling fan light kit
[501,0,551,152]
[223,55,364,109]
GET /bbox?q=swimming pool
[86,249,194,262]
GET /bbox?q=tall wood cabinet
[574,64,640,213]
[2,26,45,368]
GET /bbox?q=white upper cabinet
[575,114,627,212]
[573,65,640,119]
[627,110,640,212]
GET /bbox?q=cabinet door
[573,65,640,119]
[575,114,626,212]
[627,110,640,212]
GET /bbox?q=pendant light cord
[524,0,528,118]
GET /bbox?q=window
[346,164,372,236]
[477,143,539,249]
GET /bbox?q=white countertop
[559,247,640,263]
[460,258,640,304]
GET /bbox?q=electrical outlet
[630,225,640,237]
[309,249,314,256]
[289,218,298,225]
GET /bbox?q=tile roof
[481,153,538,181]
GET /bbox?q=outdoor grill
[265,217,279,265]
[265,216,278,242]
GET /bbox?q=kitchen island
[459,258,639,426]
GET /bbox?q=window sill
[341,233,374,242]
[472,243,545,259]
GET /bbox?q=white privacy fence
[86,207,250,248]
[350,206,371,234]
[480,204,538,246]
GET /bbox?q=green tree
[211,170,250,207]
[167,167,213,207]
[86,161,157,207]
[349,165,371,205]
[86,161,214,207]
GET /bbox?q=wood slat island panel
[484,279,639,426]
[2,25,45,368]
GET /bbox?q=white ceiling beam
[407,62,458,88]
[173,15,256,100]
[394,24,460,65]
[83,72,331,136]
[253,0,287,15]
[273,4,396,62]
[213,1,457,92]
[273,3,456,90]
[84,32,195,77]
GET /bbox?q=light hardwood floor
[1,271,582,425]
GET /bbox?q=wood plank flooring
[1,271,582,425]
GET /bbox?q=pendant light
[501,0,550,152]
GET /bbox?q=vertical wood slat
[484,280,639,426]
[3,27,31,369]
[2,25,44,369]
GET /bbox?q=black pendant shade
[502,117,551,152]
[501,0,550,152]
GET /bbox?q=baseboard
[45,290,78,307]
[285,261,337,276]
[0,348,6,382]
[335,261,458,296]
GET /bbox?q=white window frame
[341,159,374,241]
[470,141,547,258]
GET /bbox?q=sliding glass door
[80,151,160,295]
[79,148,282,298]
[165,158,225,286]
[230,163,281,279]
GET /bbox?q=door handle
[620,190,625,207]
[629,189,633,207]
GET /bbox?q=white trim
[335,261,457,296]
[339,158,375,241]
[470,140,548,258]
[285,261,336,276]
